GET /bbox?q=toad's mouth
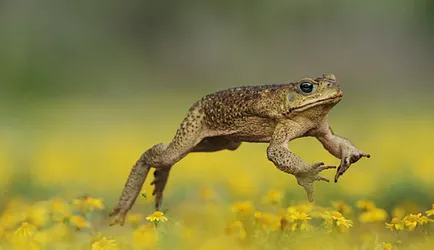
[289,94,343,112]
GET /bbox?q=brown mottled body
[109,73,370,226]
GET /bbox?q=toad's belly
[223,116,277,143]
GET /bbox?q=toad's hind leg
[110,107,208,226]
[152,137,241,210]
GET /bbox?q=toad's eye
[299,82,314,94]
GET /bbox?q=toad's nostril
[327,83,333,88]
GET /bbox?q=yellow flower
[145,211,168,222]
[14,222,36,237]
[290,211,311,221]
[332,201,353,217]
[418,215,434,225]
[86,197,104,210]
[330,211,343,219]
[359,208,388,223]
[92,237,117,250]
[69,215,92,229]
[385,217,404,231]
[254,211,262,219]
[327,211,353,228]
[426,204,434,217]
[261,189,283,205]
[133,224,157,248]
[321,211,353,232]
[356,200,376,211]
[288,212,311,231]
[231,201,254,217]
[382,242,392,250]
[73,196,104,213]
[14,222,37,242]
[403,213,422,231]
[336,217,353,228]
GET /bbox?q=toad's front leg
[266,122,336,202]
[314,120,370,182]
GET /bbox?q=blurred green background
[1,0,434,213]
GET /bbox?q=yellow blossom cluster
[356,200,388,223]
[224,194,434,249]
[386,212,434,231]
[0,190,433,249]
[0,195,168,250]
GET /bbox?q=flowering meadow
[0,191,433,250]
[1,99,434,250]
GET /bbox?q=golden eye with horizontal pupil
[299,82,314,94]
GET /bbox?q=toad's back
[193,84,286,139]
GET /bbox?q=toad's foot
[109,206,128,226]
[295,162,336,202]
[151,168,170,210]
[334,147,370,183]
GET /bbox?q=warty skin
[109,73,370,226]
